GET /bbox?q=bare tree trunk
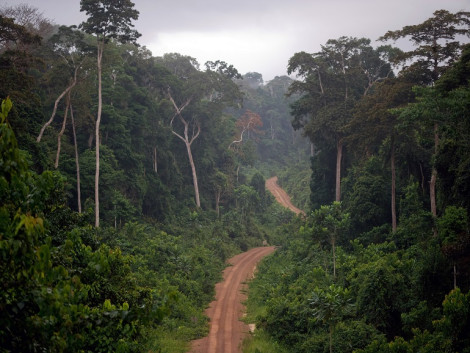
[185,141,200,207]
[37,67,78,142]
[88,132,94,148]
[168,92,201,208]
[430,123,440,237]
[430,123,439,218]
[153,146,158,173]
[54,91,71,169]
[70,104,81,213]
[269,117,274,139]
[95,41,104,227]
[215,189,221,217]
[430,172,437,217]
[391,140,397,232]
[335,139,343,202]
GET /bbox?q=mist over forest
[1,1,470,352]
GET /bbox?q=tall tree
[348,77,415,232]
[36,66,78,143]
[380,9,470,218]
[434,44,470,214]
[0,13,47,171]
[288,37,392,203]
[167,89,202,207]
[79,0,140,227]
[162,55,242,208]
[69,104,82,213]
[312,201,350,278]
[39,25,92,212]
[210,169,230,217]
[37,25,89,143]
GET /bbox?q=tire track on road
[266,176,305,216]
[190,246,276,353]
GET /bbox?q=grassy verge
[143,323,208,353]
[241,255,287,353]
[241,329,287,353]
[143,327,190,353]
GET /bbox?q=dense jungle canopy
[1,2,469,352]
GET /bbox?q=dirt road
[266,176,306,216]
[189,246,276,353]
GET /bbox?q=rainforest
[1,2,470,353]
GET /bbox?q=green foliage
[309,284,354,326]
[308,202,350,277]
[250,171,271,211]
[79,0,140,44]
[1,98,156,352]
[380,9,470,84]
[0,98,222,352]
[356,288,470,353]
[390,180,433,249]
[277,161,311,212]
[342,156,391,235]
[309,284,355,353]
[438,206,468,246]
[234,184,259,223]
[309,149,336,210]
[351,253,412,338]
[242,329,288,353]
[3,5,470,353]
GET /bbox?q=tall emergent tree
[348,77,415,232]
[79,0,140,227]
[380,9,470,219]
[37,25,89,144]
[288,37,392,203]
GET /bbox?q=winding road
[189,246,276,353]
[266,176,306,216]
[189,177,301,353]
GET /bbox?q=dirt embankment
[189,246,276,353]
[266,176,306,216]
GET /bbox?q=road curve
[266,176,306,216]
[189,246,276,353]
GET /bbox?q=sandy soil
[189,246,276,353]
[266,176,306,216]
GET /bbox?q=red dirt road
[266,176,306,216]
[189,246,276,353]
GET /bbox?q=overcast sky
[2,0,469,81]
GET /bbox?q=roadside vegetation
[1,3,469,353]
[244,9,470,353]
